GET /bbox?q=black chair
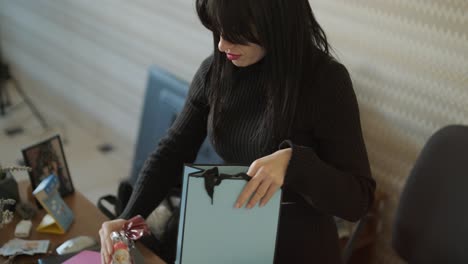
[341,217,370,263]
[392,125,468,263]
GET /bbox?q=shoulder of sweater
[190,54,214,93]
[294,55,357,120]
[321,57,350,81]
[311,55,350,84]
[303,55,353,98]
[198,54,214,77]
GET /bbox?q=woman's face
[218,36,266,67]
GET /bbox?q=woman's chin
[231,60,252,67]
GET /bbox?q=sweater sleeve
[120,57,212,219]
[280,61,375,222]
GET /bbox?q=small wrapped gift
[111,215,150,264]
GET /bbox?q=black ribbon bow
[202,167,250,205]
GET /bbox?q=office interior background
[0,0,467,263]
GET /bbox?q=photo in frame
[22,135,74,197]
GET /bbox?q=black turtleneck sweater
[121,54,376,264]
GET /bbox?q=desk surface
[0,181,165,264]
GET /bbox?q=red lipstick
[226,53,241,61]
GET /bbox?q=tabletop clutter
[1,135,153,263]
[0,174,72,257]
[0,174,149,264]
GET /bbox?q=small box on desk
[33,174,74,234]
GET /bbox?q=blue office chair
[98,66,222,220]
[129,65,222,184]
[127,66,224,262]
[392,125,468,263]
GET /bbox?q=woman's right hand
[99,218,126,264]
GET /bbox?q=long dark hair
[196,0,331,145]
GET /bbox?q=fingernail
[235,203,240,208]
[259,202,264,207]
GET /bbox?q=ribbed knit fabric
[121,54,376,264]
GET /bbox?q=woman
[100,0,375,263]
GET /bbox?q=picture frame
[22,135,74,197]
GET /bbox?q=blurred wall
[1,0,467,262]
[310,1,467,262]
[0,0,211,148]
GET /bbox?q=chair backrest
[128,66,222,184]
[392,125,468,264]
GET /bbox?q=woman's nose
[218,37,234,52]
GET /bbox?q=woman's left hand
[235,148,292,209]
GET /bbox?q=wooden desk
[0,181,165,264]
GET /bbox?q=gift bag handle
[201,167,250,204]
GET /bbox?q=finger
[101,247,107,264]
[247,160,260,178]
[99,228,105,253]
[235,177,261,208]
[99,228,109,264]
[105,235,113,261]
[247,179,271,209]
[99,229,104,263]
[259,185,279,207]
[100,224,113,263]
